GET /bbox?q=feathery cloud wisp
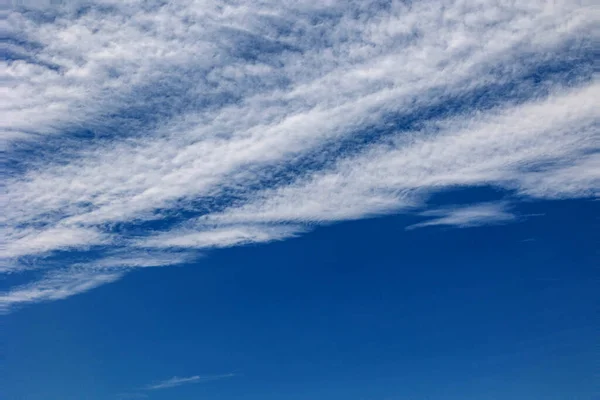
[145,374,236,390]
[406,202,517,230]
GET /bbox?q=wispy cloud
[0,251,193,313]
[1,0,597,311]
[145,374,236,390]
[406,202,517,230]
[0,268,123,313]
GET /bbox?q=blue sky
[1,1,598,399]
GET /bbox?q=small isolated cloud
[145,373,236,390]
[406,202,517,230]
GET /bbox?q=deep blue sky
[4,196,597,400]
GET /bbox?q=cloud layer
[1,0,597,311]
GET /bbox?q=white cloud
[145,374,235,390]
[1,0,597,310]
[4,0,592,228]
[1,226,108,262]
[0,268,123,313]
[140,224,303,249]
[517,154,600,199]
[406,202,517,230]
[192,83,598,226]
[0,251,193,312]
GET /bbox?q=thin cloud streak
[145,374,236,390]
[0,269,123,313]
[406,202,517,230]
[0,251,193,313]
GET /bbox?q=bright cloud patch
[1,0,597,311]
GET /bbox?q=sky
[1,0,598,399]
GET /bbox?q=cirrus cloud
[1,0,597,312]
